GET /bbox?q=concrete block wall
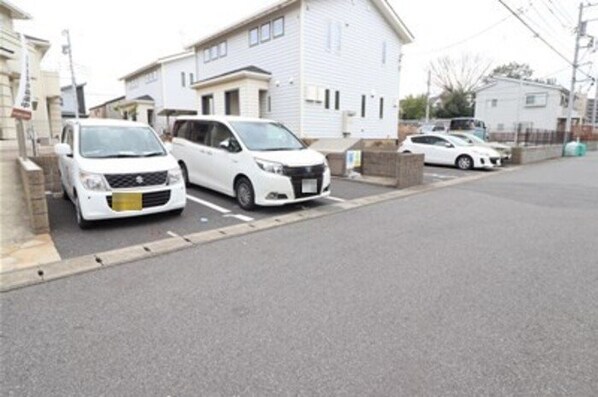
[17,158,50,234]
[511,145,563,165]
[395,154,425,189]
[362,151,397,177]
[33,154,61,193]
[325,152,347,177]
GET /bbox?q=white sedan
[399,133,502,170]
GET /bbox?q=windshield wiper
[141,152,165,157]
[261,147,297,151]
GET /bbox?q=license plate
[111,192,142,211]
[301,179,318,194]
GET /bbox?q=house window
[273,17,284,38]
[249,27,259,46]
[210,45,218,60]
[324,89,330,109]
[327,21,342,53]
[382,41,387,64]
[361,95,366,118]
[379,97,384,119]
[181,72,186,87]
[261,22,271,42]
[189,73,194,85]
[201,95,214,115]
[203,48,210,63]
[219,41,227,57]
[525,93,547,107]
[335,91,340,110]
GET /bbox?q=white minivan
[171,116,331,210]
[55,119,186,229]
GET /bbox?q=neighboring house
[89,96,126,119]
[0,0,61,141]
[187,0,414,139]
[60,83,87,119]
[475,76,582,133]
[585,98,597,126]
[119,51,197,133]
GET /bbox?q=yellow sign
[111,193,142,211]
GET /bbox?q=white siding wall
[124,67,163,109]
[195,3,301,132]
[302,0,402,139]
[162,55,196,112]
[475,80,565,131]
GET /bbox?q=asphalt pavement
[2,154,596,396]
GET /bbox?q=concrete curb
[0,166,520,293]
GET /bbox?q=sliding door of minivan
[205,122,239,196]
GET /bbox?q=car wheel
[61,183,70,201]
[235,177,256,211]
[74,194,92,229]
[179,162,190,187]
[456,155,473,170]
[171,208,184,216]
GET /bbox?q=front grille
[283,164,325,199]
[106,190,171,209]
[104,171,167,188]
[490,157,500,165]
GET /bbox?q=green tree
[434,89,474,119]
[400,94,429,120]
[490,62,534,80]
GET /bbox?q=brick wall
[17,158,50,234]
[362,151,397,177]
[32,154,61,193]
[362,150,424,189]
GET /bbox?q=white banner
[11,33,32,121]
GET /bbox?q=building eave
[190,70,271,90]
[1,0,32,20]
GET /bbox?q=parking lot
[47,164,503,259]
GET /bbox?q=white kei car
[399,133,502,170]
[55,119,186,229]
[171,116,331,210]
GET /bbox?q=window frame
[379,97,384,119]
[218,41,227,58]
[203,48,210,63]
[273,16,285,38]
[249,27,259,47]
[335,91,340,110]
[324,89,330,110]
[181,72,186,87]
[210,45,218,60]
[260,22,271,42]
[361,95,366,118]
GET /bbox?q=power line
[547,0,576,25]
[497,0,594,80]
[540,0,573,28]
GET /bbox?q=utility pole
[62,29,80,120]
[593,78,598,129]
[564,3,584,148]
[425,70,431,123]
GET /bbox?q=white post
[564,3,584,148]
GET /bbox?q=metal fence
[489,130,565,146]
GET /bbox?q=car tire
[171,207,184,216]
[74,194,92,229]
[235,177,256,211]
[61,183,70,201]
[456,155,473,170]
[179,162,190,187]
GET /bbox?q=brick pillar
[0,60,17,140]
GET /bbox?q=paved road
[2,154,597,396]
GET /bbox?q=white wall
[125,66,164,109]
[195,3,301,132]
[161,54,196,112]
[475,80,567,131]
[302,0,402,139]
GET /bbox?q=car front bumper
[77,183,186,221]
[253,170,332,206]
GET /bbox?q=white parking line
[325,196,346,202]
[424,173,458,180]
[186,194,231,214]
[224,214,255,222]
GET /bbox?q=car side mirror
[219,140,230,150]
[164,142,173,153]
[54,143,72,156]
[445,142,453,148]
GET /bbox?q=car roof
[66,119,150,128]
[173,115,274,124]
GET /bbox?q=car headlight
[167,167,183,185]
[473,150,489,157]
[79,172,108,191]
[255,158,284,175]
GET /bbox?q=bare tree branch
[429,54,493,93]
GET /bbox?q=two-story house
[60,83,87,119]
[89,96,126,119]
[475,76,583,133]
[119,51,198,133]
[187,0,413,140]
[0,0,61,141]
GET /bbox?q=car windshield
[445,135,472,147]
[463,134,485,144]
[79,126,166,158]
[230,121,305,151]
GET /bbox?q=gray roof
[197,66,271,83]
